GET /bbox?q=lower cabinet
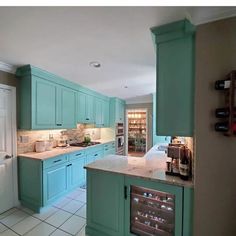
[43,163,68,206]
[18,143,111,212]
[103,141,116,156]
[87,171,125,236]
[86,170,193,236]
[19,152,86,212]
[68,157,86,190]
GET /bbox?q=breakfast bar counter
[85,145,194,236]
[85,146,194,188]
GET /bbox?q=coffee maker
[166,144,184,176]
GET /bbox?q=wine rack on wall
[215,70,236,136]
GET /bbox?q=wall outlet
[20,135,29,143]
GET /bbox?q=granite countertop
[18,139,115,160]
[85,145,194,188]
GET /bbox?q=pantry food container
[35,140,46,153]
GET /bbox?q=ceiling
[0,7,235,100]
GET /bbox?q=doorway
[0,84,17,214]
[127,109,147,157]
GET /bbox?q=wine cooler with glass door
[130,186,175,236]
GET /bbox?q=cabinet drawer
[85,145,103,155]
[91,150,103,160]
[43,155,68,169]
[104,148,115,156]
[69,150,85,161]
[104,141,115,149]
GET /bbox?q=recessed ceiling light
[89,61,101,68]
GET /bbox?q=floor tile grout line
[0,210,32,233]
[0,188,86,236]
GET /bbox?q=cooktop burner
[70,141,101,147]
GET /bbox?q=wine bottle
[179,147,189,181]
[215,79,231,90]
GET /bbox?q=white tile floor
[0,188,87,236]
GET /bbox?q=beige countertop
[85,145,194,188]
[18,139,115,160]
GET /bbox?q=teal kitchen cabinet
[68,157,86,190]
[151,19,195,136]
[86,145,104,164]
[86,171,125,236]
[95,98,110,127]
[104,141,116,156]
[18,151,86,212]
[110,98,126,126]
[16,65,77,130]
[152,93,171,145]
[103,99,110,127]
[86,169,193,236]
[43,162,68,206]
[60,86,77,128]
[95,98,103,126]
[77,91,95,124]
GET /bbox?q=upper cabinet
[110,98,126,126]
[94,98,110,128]
[16,65,121,130]
[151,19,196,137]
[16,65,77,130]
[77,92,95,124]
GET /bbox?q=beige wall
[126,103,153,151]
[194,17,236,236]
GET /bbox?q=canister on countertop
[35,140,46,153]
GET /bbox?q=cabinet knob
[5,154,12,159]
[56,124,62,126]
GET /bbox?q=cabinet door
[43,164,68,205]
[86,170,125,236]
[86,94,95,123]
[68,157,86,190]
[156,36,194,136]
[32,77,57,129]
[124,177,183,236]
[77,92,86,123]
[60,87,77,128]
[95,98,103,126]
[103,100,110,127]
[118,101,125,123]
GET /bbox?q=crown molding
[0,61,16,74]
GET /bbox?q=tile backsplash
[17,124,115,154]
[17,124,85,154]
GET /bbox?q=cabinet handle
[86,118,89,121]
[105,148,108,151]
[94,154,98,157]
[76,153,82,156]
[124,186,128,199]
[5,154,12,159]
[67,164,72,167]
[56,124,62,126]
[53,159,62,163]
